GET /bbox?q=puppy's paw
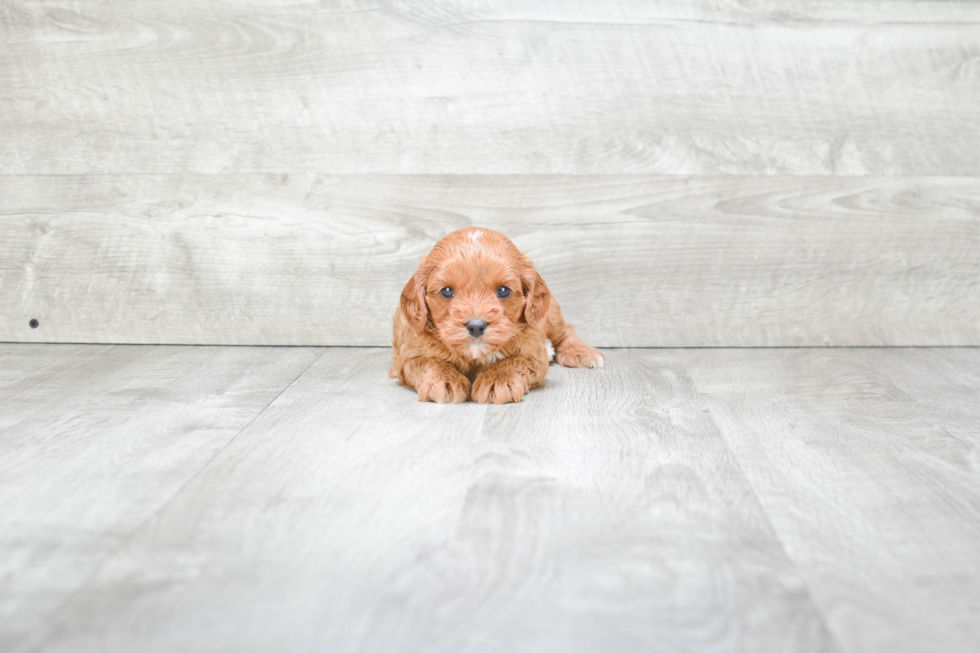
[417,366,470,404]
[555,338,604,369]
[471,368,529,405]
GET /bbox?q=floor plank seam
[695,395,850,653]
[7,346,979,650]
[19,347,328,653]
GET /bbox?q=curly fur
[390,228,603,404]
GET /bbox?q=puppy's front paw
[471,368,529,404]
[555,338,604,369]
[417,366,470,404]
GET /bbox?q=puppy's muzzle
[466,319,488,338]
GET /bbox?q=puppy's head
[400,228,551,359]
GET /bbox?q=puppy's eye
[440,287,454,298]
[496,286,511,298]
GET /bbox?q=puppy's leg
[401,357,470,404]
[471,354,548,405]
[545,298,604,369]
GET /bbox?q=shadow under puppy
[390,227,603,404]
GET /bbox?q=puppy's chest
[459,351,504,381]
[458,339,554,381]
[471,348,507,366]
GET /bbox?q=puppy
[390,227,603,404]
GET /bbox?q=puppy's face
[425,250,525,359]
[400,229,551,360]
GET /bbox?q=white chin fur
[468,344,504,363]
[468,343,490,359]
[466,340,554,364]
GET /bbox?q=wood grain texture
[683,348,980,653]
[2,1,980,175]
[852,347,980,446]
[2,174,978,346]
[26,348,840,653]
[0,344,320,653]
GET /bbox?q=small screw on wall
[29,319,39,329]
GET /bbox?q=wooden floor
[2,345,978,653]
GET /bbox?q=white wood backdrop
[2,1,979,345]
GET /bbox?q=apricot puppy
[390,227,603,404]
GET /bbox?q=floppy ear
[520,254,552,330]
[400,257,431,334]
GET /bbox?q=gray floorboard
[0,344,321,653]
[2,345,978,652]
[682,348,980,653]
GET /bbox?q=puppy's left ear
[520,253,552,329]
[400,257,432,334]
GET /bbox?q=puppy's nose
[466,319,488,338]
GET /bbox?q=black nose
[466,319,488,338]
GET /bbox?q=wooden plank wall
[2,1,978,346]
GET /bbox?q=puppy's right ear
[400,257,431,334]
[520,254,552,330]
